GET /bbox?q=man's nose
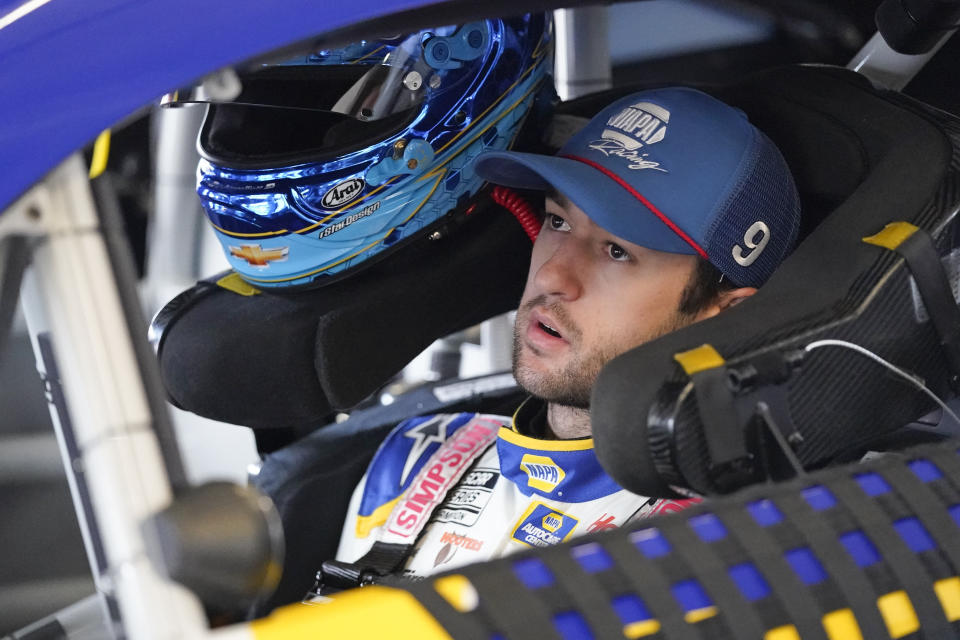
[532,241,585,301]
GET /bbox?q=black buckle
[307,560,384,598]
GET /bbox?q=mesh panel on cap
[706,130,801,288]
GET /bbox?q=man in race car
[330,86,801,581]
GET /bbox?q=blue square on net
[571,542,614,574]
[854,472,891,496]
[670,579,713,612]
[839,530,881,567]
[611,594,654,625]
[785,547,827,585]
[553,611,593,640]
[728,563,771,601]
[747,499,783,527]
[629,528,671,558]
[909,459,943,482]
[950,504,960,528]
[512,557,554,590]
[801,485,837,510]
[893,517,936,553]
[689,513,727,542]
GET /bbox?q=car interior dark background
[3,0,960,635]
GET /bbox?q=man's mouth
[526,308,568,347]
[538,321,562,339]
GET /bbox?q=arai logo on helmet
[321,178,365,209]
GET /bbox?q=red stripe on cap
[561,154,708,259]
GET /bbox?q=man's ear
[697,286,757,320]
[718,286,757,311]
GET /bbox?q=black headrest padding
[157,203,531,429]
[592,65,954,496]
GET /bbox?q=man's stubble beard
[512,295,693,410]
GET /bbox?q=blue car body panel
[0,0,436,211]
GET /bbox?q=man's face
[513,193,705,408]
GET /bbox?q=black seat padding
[592,65,959,497]
[155,202,531,431]
[716,71,871,242]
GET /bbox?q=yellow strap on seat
[673,344,725,375]
[624,619,662,638]
[862,222,919,250]
[764,624,801,640]
[877,590,920,639]
[822,608,864,640]
[250,586,453,640]
[684,605,718,623]
[433,574,479,613]
[217,272,261,296]
[934,576,960,621]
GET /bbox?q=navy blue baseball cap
[475,87,801,287]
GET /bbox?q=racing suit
[336,399,697,577]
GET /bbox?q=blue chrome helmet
[194,14,552,289]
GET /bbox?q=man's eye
[546,213,570,231]
[607,243,630,261]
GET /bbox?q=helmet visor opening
[170,63,427,116]
[199,100,419,168]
